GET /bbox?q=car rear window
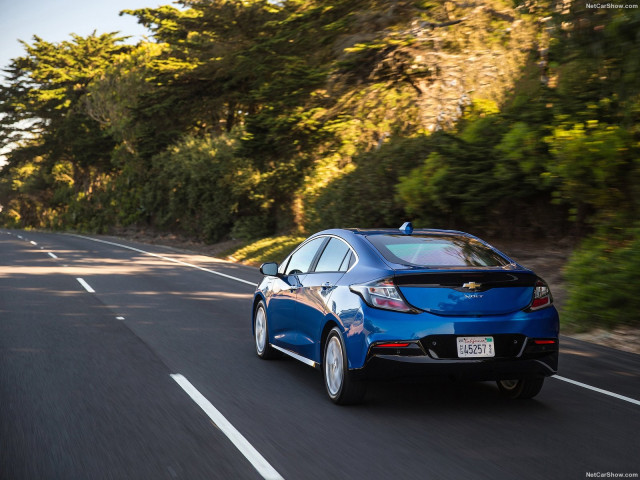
[366,234,510,267]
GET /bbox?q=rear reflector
[534,339,557,345]
[531,296,550,309]
[376,342,411,348]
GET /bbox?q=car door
[296,237,354,361]
[267,236,327,351]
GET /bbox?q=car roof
[312,228,477,242]
[343,227,471,236]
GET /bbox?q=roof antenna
[399,222,413,235]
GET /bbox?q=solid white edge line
[170,374,284,480]
[69,234,258,287]
[552,375,640,406]
[48,252,58,259]
[76,278,95,293]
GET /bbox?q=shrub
[227,235,306,265]
[563,227,640,330]
[144,134,260,243]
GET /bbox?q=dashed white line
[552,375,640,406]
[30,241,38,246]
[76,278,95,293]
[171,374,284,480]
[116,316,125,321]
[48,252,58,259]
[71,234,258,287]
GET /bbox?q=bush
[563,227,640,330]
[227,235,306,265]
[143,134,260,243]
[304,135,434,231]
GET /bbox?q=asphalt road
[1,229,639,480]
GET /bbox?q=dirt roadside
[114,230,640,356]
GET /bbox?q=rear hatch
[395,270,537,316]
[365,231,538,316]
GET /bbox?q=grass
[224,235,306,266]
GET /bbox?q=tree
[0,32,132,228]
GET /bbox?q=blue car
[252,223,559,404]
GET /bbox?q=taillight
[529,279,553,311]
[350,278,415,313]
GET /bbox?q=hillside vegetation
[1,0,639,329]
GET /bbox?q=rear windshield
[366,234,510,267]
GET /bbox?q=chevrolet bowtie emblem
[463,282,482,290]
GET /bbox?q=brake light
[529,279,553,311]
[350,278,415,313]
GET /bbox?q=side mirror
[260,262,279,276]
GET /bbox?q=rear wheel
[323,328,367,405]
[254,301,280,359]
[497,377,545,399]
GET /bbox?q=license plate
[457,337,495,358]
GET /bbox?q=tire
[323,327,367,405]
[497,377,545,399]
[254,301,280,359]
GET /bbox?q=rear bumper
[355,339,558,381]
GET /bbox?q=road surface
[1,230,638,479]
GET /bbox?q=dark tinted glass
[367,234,509,267]
[339,250,353,272]
[285,237,326,275]
[315,238,351,272]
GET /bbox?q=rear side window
[284,237,326,275]
[339,250,355,272]
[366,234,509,267]
[314,238,352,272]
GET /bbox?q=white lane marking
[30,241,38,246]
[76,278,95,293]
[17,235,23,239]
[70,234,258,287]
[553,375,640,406]
[171,374,284,480]
[116,316,125,321]
[48,252,58,259]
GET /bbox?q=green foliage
[545,121,638,225]
[304,135,435,230]
[226,235,307,265]
[396,132,507,229]
[142,134,260,243]
[563,227,640,330]
[0,32,132,229]
[1,0,640,332]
